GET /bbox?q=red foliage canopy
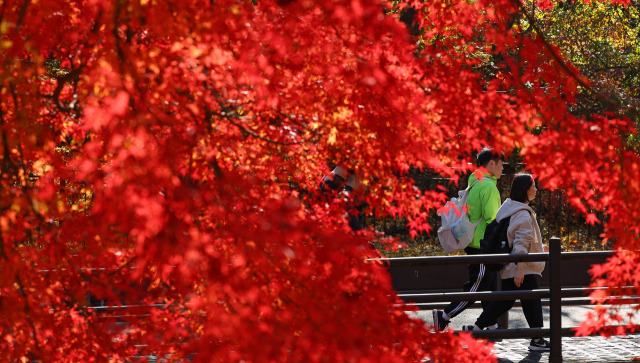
[0,0,637,361]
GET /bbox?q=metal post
[549,237,562,362]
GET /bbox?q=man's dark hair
[510,173,534,203]
[476,147,504,167]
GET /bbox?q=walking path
[410,305,640,362]
[493,335,640,362]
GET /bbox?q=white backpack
[437,178,486,253]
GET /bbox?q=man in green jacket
[433,148,504,331]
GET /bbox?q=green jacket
[466,171,501,249]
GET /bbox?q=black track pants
[475,274,543,329]
[443,247,498,320]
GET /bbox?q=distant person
[319,166,348,194]
[341,173,367,232]
[462,173,551,351]
[433,148,504,331]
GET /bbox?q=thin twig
[224,115,300,146]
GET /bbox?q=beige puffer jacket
[496,198,546,279]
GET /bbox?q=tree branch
[51,65,84,112]
[512,0,640,120]
[14,0,31,34]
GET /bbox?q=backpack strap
[466,176,488,191]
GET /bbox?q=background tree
[0,0,637,362]
[521,0,640,145]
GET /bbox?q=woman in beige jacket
[463,174,551,351]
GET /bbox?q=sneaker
[432,310,449,332]
[461,324,502,342]
[461,324,497,331]
[528,338,551,351]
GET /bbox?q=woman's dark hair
[510,173,534,203]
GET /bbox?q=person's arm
[481,184,501,222]
[510,211,535,287]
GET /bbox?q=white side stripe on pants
[448,263,486,318]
